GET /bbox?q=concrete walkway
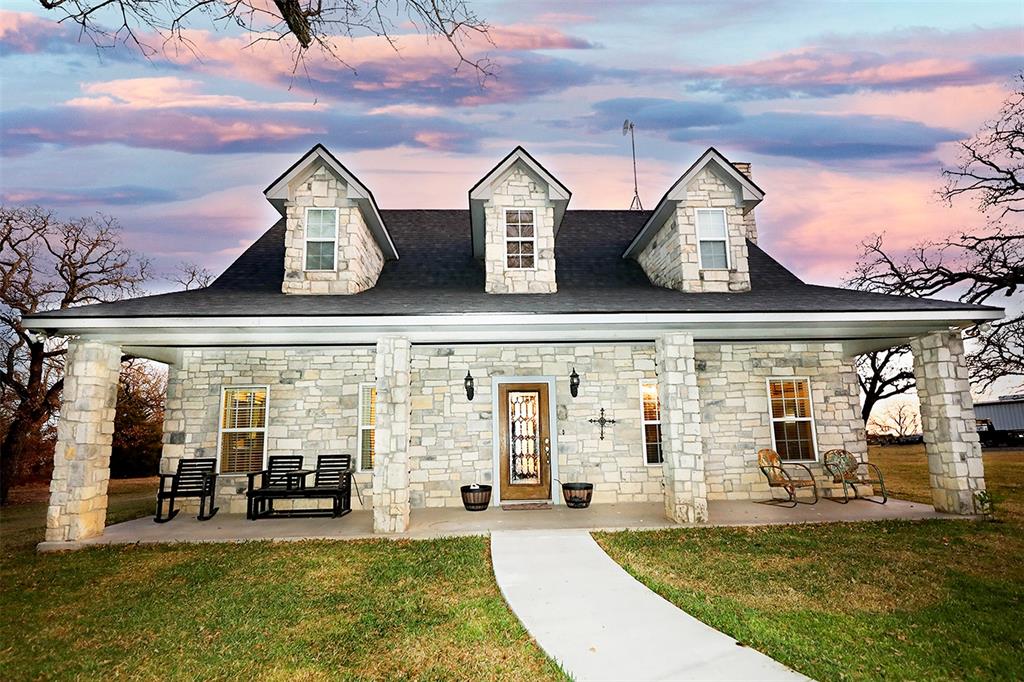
[491,530,808,681]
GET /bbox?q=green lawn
[0,481,563,681]
[597,446,1024,681]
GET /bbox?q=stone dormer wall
[282,165,384,295]
[484,166,557,294]
[637,166,753,293]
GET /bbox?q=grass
[0,480,564,681]
[596,446,1024,681]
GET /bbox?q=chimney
[733,162,753,181]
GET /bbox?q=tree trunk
[861,393,879,424]
[0,404,50,504]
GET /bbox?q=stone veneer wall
[372,337,412,533]
[161,347,377,514]
[408,344,662,506]
[157,341,867,514]
[483,166,557,294]
[910,330,986,514]
[657,333,707,523]
[281,164,384,295]
[45,340,122,543]
[694,342,865,500]
[637,166,753,293]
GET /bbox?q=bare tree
[0,206,149,503]
[856,346,915,424]
[849,75,1024,418]
[37,0,492,78]
[942,73,1024,219]
[868,399,921,439]
[112,358,167,478]
[169,261,213,290]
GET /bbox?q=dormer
[623,148,763,293]
[264,145,399,295]
[469,147,571,294]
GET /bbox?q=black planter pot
[561,482,594,509]
[460,484,492,511]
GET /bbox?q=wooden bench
[246,454,353,520]
[155,458,219,523]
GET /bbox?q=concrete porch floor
[58,498,968,550]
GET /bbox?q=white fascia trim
[28,308,1003,331]
[469,150,570,202]
[264,147,399,260]
[623,148,763,259]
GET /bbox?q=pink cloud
[142,22,601,107]
[754,165,980,284]
[687,26,1021,99]
[67,77,315,111]
[0,9,71,54]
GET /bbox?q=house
[25,145,1001,545]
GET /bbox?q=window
[358,382,377,471]
[767,378,817,461]
[696,208,730,269]
[640,380,663,465]
[218,387,268,473]
[304,207,338,271]
[505,209,535,269]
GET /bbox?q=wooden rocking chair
[823,449,888,504]
[757,448,819,507]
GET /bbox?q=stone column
[43,339,121,546]
[910,330,986,514]
[372,336,412,533]
[656,333,708,523]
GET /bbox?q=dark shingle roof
[28,209,994,319]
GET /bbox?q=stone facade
[407,343,662,507]
[161,347,377,514]
[281,164,384,295]
[483,166,557,294]
[372,337,413,533]
[45,340,121,543]
[696,342,864,500]
[910,330,986,514]
[657,333,707,522]
[638,166,754,293]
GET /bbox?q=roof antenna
[622,119,643,210]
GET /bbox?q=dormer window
[304,207,338,271]
[696,208,730,270]
[505,209,536,270]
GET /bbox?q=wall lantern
[464,370,475,401]
[569,367,580,398]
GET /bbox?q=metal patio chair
[823,449,888,504]
[757,448,819,507]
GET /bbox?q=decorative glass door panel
[508,391,541,485]
[498,383,552,501]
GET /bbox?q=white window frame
[639,379,663,466]
[503,208,537,271]
[765,376,819,462]
[303,206,339,272]
[357,381,376,472]
[216,385,270,474]
[696,208,731,270]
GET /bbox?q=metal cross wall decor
[588,408,617,440]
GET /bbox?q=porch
[32,320,992,549]
[48,498,960,550]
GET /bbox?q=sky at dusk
[1,0,1022,292]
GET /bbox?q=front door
[498,383,552,501]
